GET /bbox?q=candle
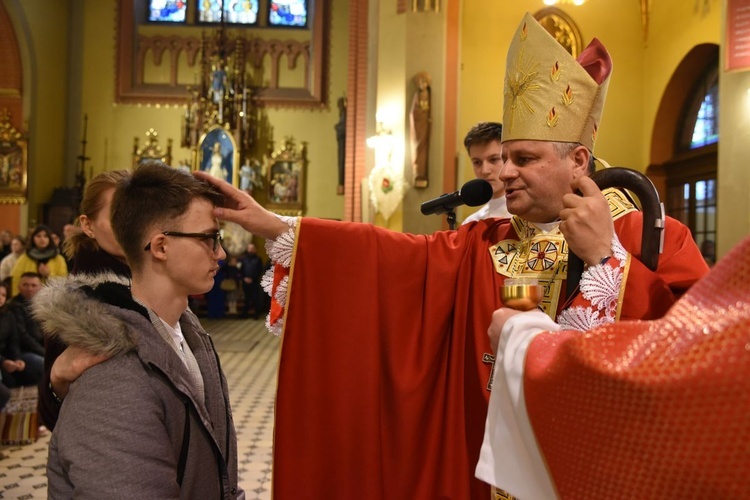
[242,88,248,126]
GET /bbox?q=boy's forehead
[177,198,220,227]
[470,140,503,157]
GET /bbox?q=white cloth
[475,310,561,499]
[0,252,20,282]
[159,317,186,354]
[462,196,510,225]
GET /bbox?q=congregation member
[0,235,25,285]
[0,282,12,411]
[239,242,264,319]
[1,282,42,406]
[0,230,12,261]
[10,224,67,297]
[461,122,510,224]
[35,162,242,498]
[6,273,44,383]
[193,12,707,498]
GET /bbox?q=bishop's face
[500,140,585,224]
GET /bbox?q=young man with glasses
[34,161,243,499]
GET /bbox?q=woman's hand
[37,262,51,278]
[50,346,110,399]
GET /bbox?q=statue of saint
[334,97,347,195]
[209,142,228,180]
[240,159,263,194]
[409,72,431,189]
[210,61,227,105]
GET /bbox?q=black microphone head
[460,179,493,207]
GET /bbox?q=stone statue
[210,61,227,105]
[409,72,431,189]
[240,158,263,194]
[334,96,347,195]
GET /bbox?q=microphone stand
[446,209,457,230]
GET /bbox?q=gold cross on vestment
[482,353,496,391]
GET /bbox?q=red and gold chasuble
[524,236,750,498]
[270,198,707,499]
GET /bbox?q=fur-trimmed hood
[32,272,145,357]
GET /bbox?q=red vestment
[271,211,706,499]
[524,235,750,498]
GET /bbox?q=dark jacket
[9,295,44,356]
[33,273,243,499]
[0,308,21,363]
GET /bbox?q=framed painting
[0,110,28,204]
[198,126,239,187]
[266,138,307,216]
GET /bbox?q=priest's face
[500,140,588,223]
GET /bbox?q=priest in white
[476,236,750,498]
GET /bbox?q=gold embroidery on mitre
[501,13,612,152]
[562,84,573,106]
[592,122,599,144]
[546,107,558,127]
[505,45,541,132]
[550,61,561,82]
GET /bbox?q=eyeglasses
[144,231,223,253]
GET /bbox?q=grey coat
[33,274,243,499]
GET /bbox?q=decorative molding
[115,0,330,109]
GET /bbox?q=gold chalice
[500,278,544,311]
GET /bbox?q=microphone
[420,179,493,216]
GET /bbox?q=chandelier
[543,0,586,5]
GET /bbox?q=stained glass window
[269,0,308,27]
[690,83,718,148]
[198,0,259,25]
[148,0,187,22]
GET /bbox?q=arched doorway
[647,43,719,266]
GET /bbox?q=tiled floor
[0,317,279,499]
